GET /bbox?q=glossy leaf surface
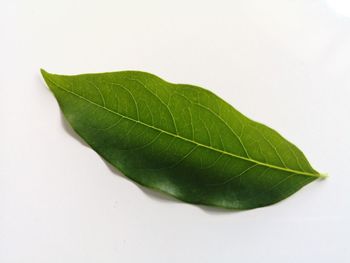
[42,69,323,209]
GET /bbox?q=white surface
[326,0,350,17]
[1,0,350,262]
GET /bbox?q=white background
[1,0,350,262]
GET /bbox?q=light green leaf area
[42,69,324,209]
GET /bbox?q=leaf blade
[42,69,323,209]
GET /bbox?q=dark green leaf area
[42,69,322,209]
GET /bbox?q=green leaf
[41,69,324,209]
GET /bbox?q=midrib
[48,78,322,178]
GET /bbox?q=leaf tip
[40,69,58,94]
[40,69,55,89]
[40,68,50,78]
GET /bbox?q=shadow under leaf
[60,113,239,214]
